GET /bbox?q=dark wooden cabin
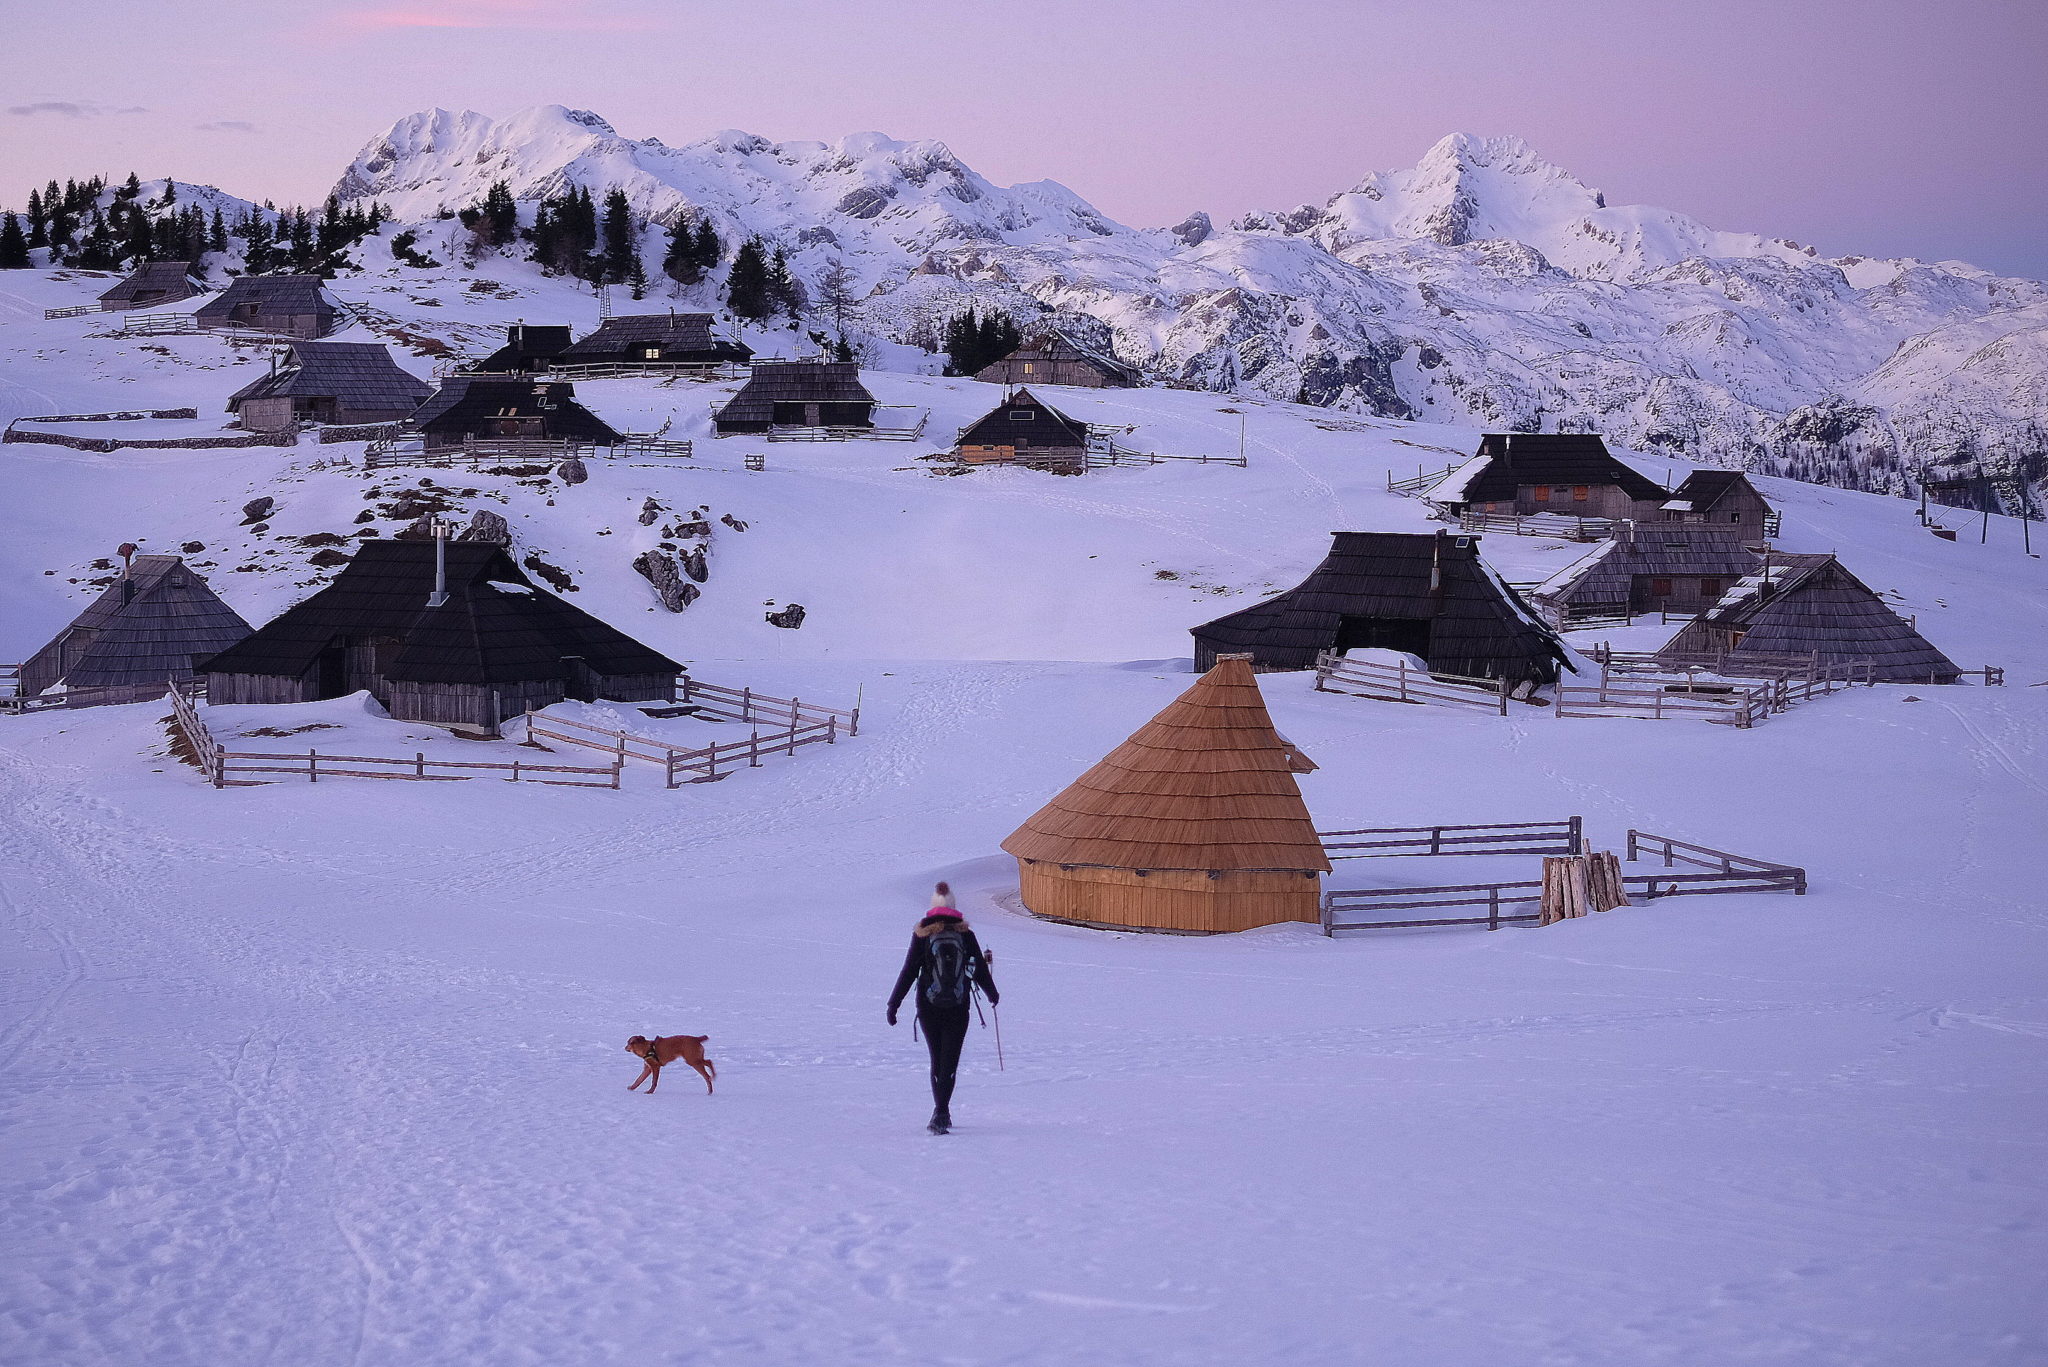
[1192,530,1570,687]
[712,361,875,434]
[1657,553,1963,683]
[407,377,620,452]
[1428,433,1669,523]
[226,342,432,431]
[20,555,252,698]
[555,313,753,369]
[1533,526,1765,623]
[974,331,1139,388]
[98,261,201,311]
[954,388,1091,471]
[200,540,680,734]
[472,324,575,374]
[1657,470,1776,541]
[194,275,339,339]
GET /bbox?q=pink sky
[2,0,2043,277]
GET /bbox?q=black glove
[987,991,999,1007]
[886,1005,898,1026]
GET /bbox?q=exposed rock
[180,541,205,554]
[523,553,576,592]
[557,458,588,486]
[307,548,353,569]
[632,551,699,612]
[721,513,749,532]
[1171,211,1212,248]
[765,603,806,629]
[682,547,708,583]
[240,496,274,525]
[638,497,662,526]
[457,509,512,544]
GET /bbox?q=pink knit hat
[924,881,962,918]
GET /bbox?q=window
[1009,410,1035,421]
[1701,578,1723,597]
[1022,362,1034,374]
[1651,578,1674,597]
[1729,512,1741,523]
[1572,485,1590,502]
[1533,485,1551,501]
[642,345,661,360]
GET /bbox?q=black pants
[918,1004,970,1113]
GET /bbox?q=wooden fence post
[748,731,761,768]
[1569,815,1583,855]
[416,752,426,778]
[308,750,319,783]
[1487,885,1500,931]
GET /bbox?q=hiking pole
[992,1003,1005,1071]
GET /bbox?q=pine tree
[662,216,707,286]
[208,208,228,254]
[116,172,142,202]
[240,213,275,274]
[725,238,773,321]
[766,248,805,317]
[287,210,315,273]
[25,189,46,248]
[600,187,636,285]
[122,207,154,264]
[0,214,30,269]
[159,179,178,207]
[816,258,859,336]
[627,252,647,299]
[693,219,720,273]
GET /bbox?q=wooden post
[749,731,761,768]
[308,749,318,783]
[416,752,426,779]
[1569,815,1583,855]
[826,716,837,746]
[1487,885,1500,931]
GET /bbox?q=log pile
[1539,851,1631,924]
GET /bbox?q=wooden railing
[1387,462,1459,496]
[362,432,693,468]
[522,698,850,789]
[765,408,929,443]
[1319,817,1582,860]
[0,679,188,714]
[1457,509,1615,542]
[0,663,18,699]
[1320,828,1804,934]
[1312,651,1512,714]
[43,303,97,320]
[1554,673,1771,728]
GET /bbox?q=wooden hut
[200,539,680,734]
[712,361,875,434]
[19,555,252,698]
[953,388,1091,471]
[226,342,432,431]
[472,324,575,374]
[973,331,1139,388]
[97,261,201,312]
[194,275,339,339]
[1001,657,1330,933]
[407,377,620,452]
[1657,553,1963,683]
[1427,433,1669,523]
[1192,531,1569,687]
[1531,525,1765,623]
[555,313,752,370]
[1656,470,1776,541]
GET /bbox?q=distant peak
[1415,132,1564,178]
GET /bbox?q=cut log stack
[1540,851,1632,924]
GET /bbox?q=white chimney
[426,517,453,607]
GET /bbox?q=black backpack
[924,929,972,1009]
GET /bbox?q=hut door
[314,642,348,699]
[1334,615,1431,658]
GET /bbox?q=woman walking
[887,882,998,1134]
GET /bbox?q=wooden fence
[523,703,848,789]
[168,686,619,788]
[43,303,98,320]
[1386,462,1459,496]
[1554,673,1772,727]
[1320,828,1804,934]
[1456,509,1615,542]
[362,432,693,468]
[1319,817,1582,860]
[764,408,929,443]
[1313,651,1512,714]
[0,679,184,715]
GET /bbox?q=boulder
[458,509,512,544]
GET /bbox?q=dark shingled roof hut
[194,275,340,339]
[201,540,680,733]
[19,556,252,698]
[1658,553,1963,683]
[408,377,620,450]
[1428,433,1668,522]
[1657,469,1776,540]
[973,331,1140,388]
[954,387,1091,470]
[1192,530,1570,686]
[473,324,575,374]
[226,342,432,431]
[98,261,202,311]
[556,313,752,368]
[1532,527,1766,623]
[712,361,875,434]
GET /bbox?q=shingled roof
[713,361,876,428]
[474,324,574,373]
[1664,469,1757,513]
[199,540,677,686]
[225,342,431,413]
[21,556,252,693]
[407,377,621,443]
[955,387,1090,449]
[194,274,338,327]
[1192,531,1570,685]
[98,261,201,308]
[980,330,1141,385]
[1659,553,1963,683]
[1534,529,1765,611]
[1001,657,1330,875]
[1431,433,1667,505]
[557,313,752,364]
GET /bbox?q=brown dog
[625,1034,716,1095]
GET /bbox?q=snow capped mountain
[324,106,2043,499]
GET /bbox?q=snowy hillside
[318,108,2048,503]
[3,271,2047,1365]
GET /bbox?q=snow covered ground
[3,286,2046,1365]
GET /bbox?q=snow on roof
[1424,451,1493,503]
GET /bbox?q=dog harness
[642,1038,661,1065]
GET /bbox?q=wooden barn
[408,377,620,452]
[1657,553,1963,683]
[973,331,1139,388]
[19,555,252,698]
[194,275,339,339]
[200,539,680,734]
[98,261,201,312]
[1001,656,1330,934]
[555,313,753,370]
[953,388,1091,470]
[712,361,875,434]
[472,324,575,374]
[1657,470,1776,541]
[226,342,432,431]
[1532,526,1766,623]
[1427,433,1670,523]
[1192,531,1570,687]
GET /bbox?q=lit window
[1533,486,1551,501]
[1573,485,1589,501]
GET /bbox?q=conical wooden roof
[1002,658,1331,874]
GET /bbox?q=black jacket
[889,918,998,1014]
